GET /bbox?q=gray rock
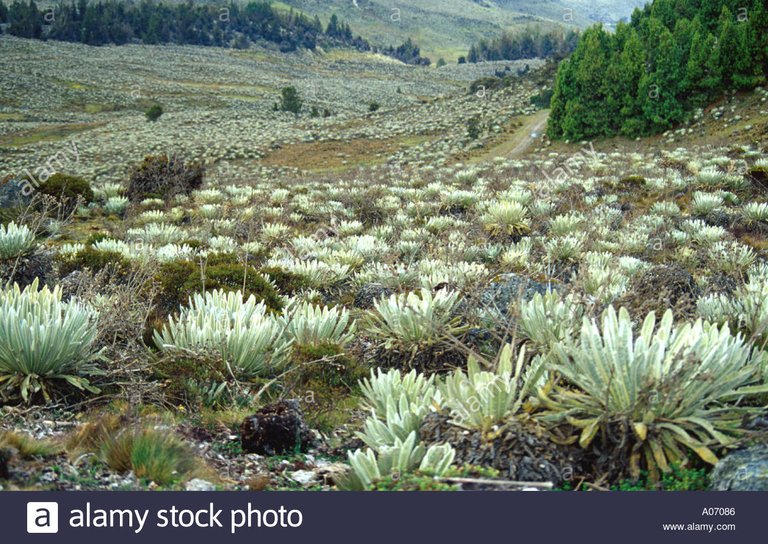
[480,273,555,317]
[289,470,318,486]
[185,478,216,491]
[710,446,768,491]
[704,210,732,229]
[0,177,32,212]
[353,282,393,310]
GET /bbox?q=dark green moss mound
[57,247,130,279]
[36,173,94,206]
[154,258,283,318]
[620,175,647,188]
[259,266,311,295]
[183,263,283,312]
[153,354,230,409]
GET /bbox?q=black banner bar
[2,491,759,543]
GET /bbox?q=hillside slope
[280,0,646,61]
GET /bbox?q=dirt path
[469,109,549,163]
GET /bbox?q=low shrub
[36,173,94,209]
[259,266,311,295]
[145,104,163,122]
[126,154,204,203]
[57,247,131,280]
[154,259,284,320]
[183,263,283,313]
[153,353,241,409]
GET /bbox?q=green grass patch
[0,123,102,147]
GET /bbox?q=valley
[1,0,767,495]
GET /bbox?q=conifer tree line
[381,37,431,66]
[0,0,369,52]
[466,26,579,63]
[548,0,768,141]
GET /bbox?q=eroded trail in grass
[471,109,549,163]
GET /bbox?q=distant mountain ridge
[280,0,648,60]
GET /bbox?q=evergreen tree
[468,44,478,63]
[278,86,302,115]
[615,27,646,136]
[548,0,766,141]
[563,25,613,138]
[326,13,339,37]
[6,1,369,52]
[750,0,768,74]
[8,0,43,39]
[639,24,685,132]
[685,20,721,104]
[547,56,574,140]
[716,7,740,87]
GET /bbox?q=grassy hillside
[281,0,647,61]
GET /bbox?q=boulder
[710,446,768,491]
[353,283,393,310]
[480,273,553,318]
[289,470,318,487]
[185,478,216,491]
[240,400,313,456]
[0,177,32,213]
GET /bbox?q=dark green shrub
[469,76,500,95]
[36,173,94,207]
[467,116,482,140]
[183,263,283,312]
[86,232,110,245]
[144,104,163,122]
[126,154,204,203]
[530,89,554,109]
[289,343,364,389]
[259,266,310,295]
[748,165,768,190]
[620,175,647,188]
[277,86,302,114]
[57,247,130,279]
[153,260,197,316]
[368,102,380,112]
[154,259,283,318]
